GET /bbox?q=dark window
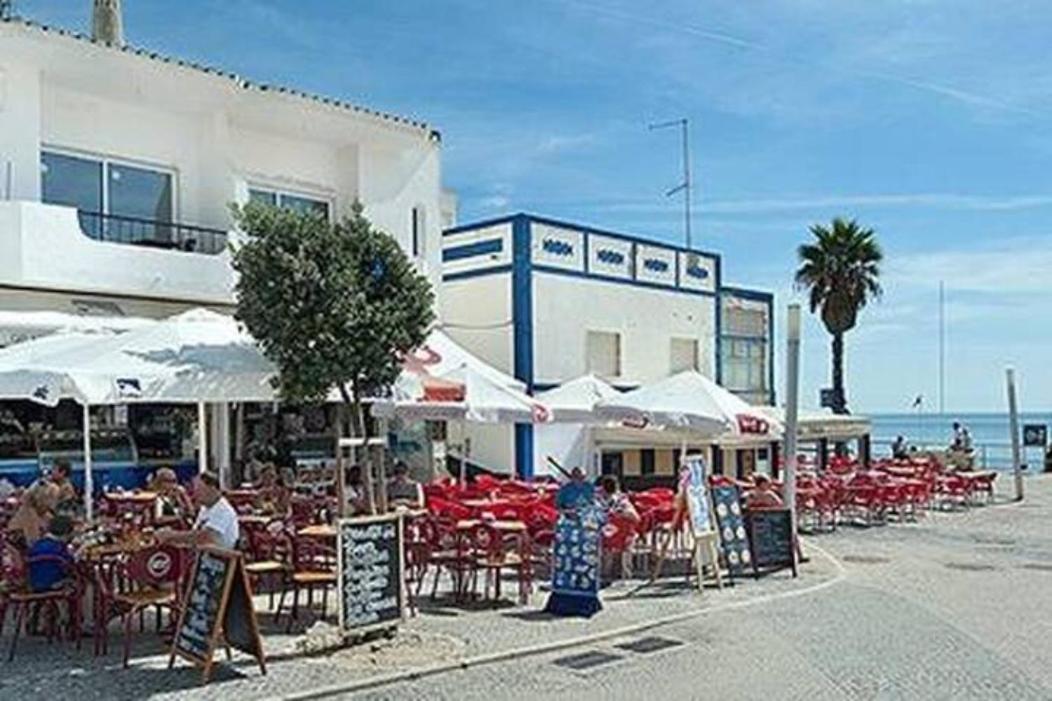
[41,151,103,236]
[640,449,655,476]
[249,187,330,221]
[601,452,623,477]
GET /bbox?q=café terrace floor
[0,538,842,701]
[5,476,1047,701]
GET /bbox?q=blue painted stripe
[512,215,534,479]
[442,238,503,262]
[444,212,722,264]
[531,264,716,298]
[442,264,513,282]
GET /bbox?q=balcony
[76,211,229,255]
[0,201,236,305]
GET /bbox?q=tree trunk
[341,384,376,515]
[831,332,849,415]
[333,402,346,518]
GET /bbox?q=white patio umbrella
[535,374,620,423]
[594,370,782,439]
[0,308,279,517]
[372,363,551,425]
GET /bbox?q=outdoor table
[297,524,337,539]
[104,491,158,507]
[455,519,527,533]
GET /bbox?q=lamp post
[1006,368,1024,501]
[785,305,802,559]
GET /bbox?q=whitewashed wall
[532,272,717,386]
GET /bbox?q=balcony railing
[76,211,229,255]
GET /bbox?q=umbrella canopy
[593,370,782,438]
[757,406,869,441]
[372,363,552,424]
[0,308,278,406]
[535,374,620,423]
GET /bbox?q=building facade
[439,213,775,477]
[0,16,444,338]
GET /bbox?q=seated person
[156,471,240,550]
[27,515,75,592]
[891,436,909,460]
[345,465,370,516]
[386,461,424,510]
[7,476,62,546]
[48,460,79,515]
[254,464,290,515]
[744,474,784,509]
[149,468,194,524]
[596,475,640,524]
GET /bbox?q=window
[249,187,330,221]
[41,149,174,239]
[640,449,656,476]
[670,337,699,373]
[586,330,621,378]
[720,338,767,393]
[411,206,425,258]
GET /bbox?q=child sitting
[27,514,75,592]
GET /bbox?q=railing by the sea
[870,438,1049,472]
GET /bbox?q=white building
[439,213,774,479]
[0,13,444,339]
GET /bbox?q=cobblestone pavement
[344,476,1052,701]
[2,476,1049,700]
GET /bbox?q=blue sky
[19,1,1052,413]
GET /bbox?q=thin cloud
[510,192,1052,215]
[555,0,1043,119]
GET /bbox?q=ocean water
[869,412,1052,471]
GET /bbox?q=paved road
[340,478,1052,701]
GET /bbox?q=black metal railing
[76,211,229,255]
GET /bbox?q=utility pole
[1006,368,1024,501]
[784,305,802,566]
[649,118,693,249]
[939,280,946,415]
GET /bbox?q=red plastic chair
[2,542,83,661]
[95,543,185,667]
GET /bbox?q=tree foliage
[795,217,883,413]
[232,200,434,408]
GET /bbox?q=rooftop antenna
[649,117,693,249]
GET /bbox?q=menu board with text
[338,514,406,633]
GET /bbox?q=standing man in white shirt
[157,471,240,550]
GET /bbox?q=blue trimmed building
[439,213,774,479]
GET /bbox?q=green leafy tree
[794,217,883,414]
[232,202,434,512]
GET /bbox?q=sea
[869,412,1052,471]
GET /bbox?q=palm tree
[795,217,883,414]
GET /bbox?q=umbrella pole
[82,403,93,521]
[197,401,208,474]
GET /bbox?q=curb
[280,542,846,700]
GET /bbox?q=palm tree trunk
[831,332,848,415]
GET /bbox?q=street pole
[939,281,945,416]
[1006,368,1024,501]
[785,305,802,561]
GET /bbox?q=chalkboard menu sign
[745,509,797,577]
[337,513,405,633]
[711,485,752,579]
[169,548,267,682]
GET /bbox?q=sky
[16,0,1052,413]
